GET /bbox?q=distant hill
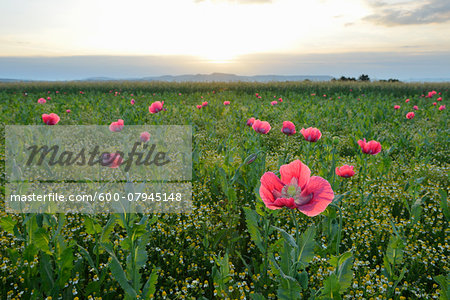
[0,73,333,83]
[138,73,333,82]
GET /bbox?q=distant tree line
[332,74,401,82]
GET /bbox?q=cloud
[364,0,450,26]
[195,0,272,4]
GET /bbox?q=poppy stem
[290,208,300,244]
[283,135,289,164]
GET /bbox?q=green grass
[0,81,448,299]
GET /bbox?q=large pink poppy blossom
[252,119,271,134]
[437,97,442,102]
[109,119,124,132]
[42,113,60,125]
[413,105,419,110]
[223,101,230,105]
[202,101,208,107]
[394,105,400,110]
[196,105,202,109]
[300,127,322,142]
[358,138,381,155]
[149,101,164,114]
[259,160,334,216]
[335,165,355,178]
[38,98,46,104]
[439,105,446,111]
[281,121,296,136]
[406,112,415,119]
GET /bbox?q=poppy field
[0,81,449,299]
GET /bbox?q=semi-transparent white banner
[5,125,192,213]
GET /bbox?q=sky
[1,0,449,81]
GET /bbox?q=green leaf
[434,273,449,300]
[77,244,98,274]
[250,293,266,300]
[103,243,137,298]
[100,215,117,244]
[321,274,341,300]
[298,270,308,290]
[142,267,159,299]
[386,236,405,265]
[33,227,51,255]
[243,207,265,254]
[273,226,297,249]
[277,277,302,300]
[329,251,354,292]
[438,189,449,222]
[40,252,54,292]
[84,216,102,235]
[0,216,17,234]
[297,225,316,266]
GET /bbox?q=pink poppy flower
[255,93,259,97]
[278,97,283,102]
[202,101,208,107]
[358,139,381,155]
[47,97,51,100]
[102,153,123,168]
[223,101,230,105]
[405,99,410,103]
[406,112,415,119]
[38,98,46,104]
[433,102,437,106]
[281,121,296,136]
[439,105,446,111]
[413,105,418,110]
[56,91,59,94]
[66,109,71,113]
[271,101,277,106]
[252,120,271,134]
[259,160,334,216]
[246,117,255,127]
[394,105,400,110]
[335,165,355,178]
[258,96,262,99]
[149,101,164,114]
[140,131,151,143]
[437,97,442,101]
[300,127,322,142]
[130,99,135,105]
[196,105,202,109]
[109,119,124,132]
[178,93,182,96]
[42,113,60,125]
